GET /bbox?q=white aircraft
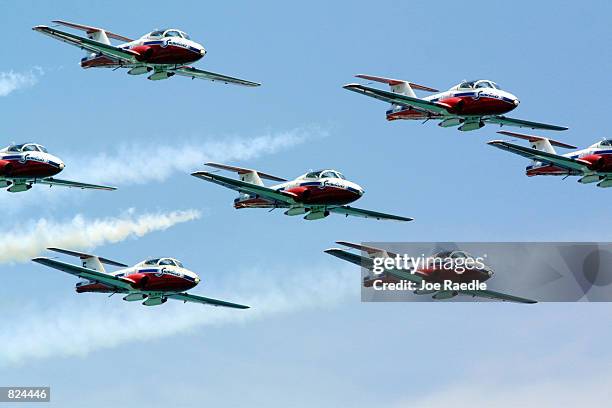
[0,142,115,192]
[344,74,567,132]
[325,241,537,303]
[489,131,612,188]
[33,20,260,85]
[191,163,412,221]
[33,248,249,308]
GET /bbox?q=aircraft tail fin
[355,74,438,98]
[51,20,133,44]
[46,247,127,272]
[205,162,287,202]
[204,163,286,187]
[325,242,398,277]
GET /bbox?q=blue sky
[1,0,611,406]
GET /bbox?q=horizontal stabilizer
[355,74,439,92]
[205,162,286,181]
[497,131,576,149]
[47,247,128,267]
[52,20,134,42]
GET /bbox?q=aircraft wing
[171,66,261,87]
[488,140,590,173]
[33,25,139,64]
[460,288,537,304]
[484,116,568,131]
[343,83,450,115]
[167,293,250,309]
[35,177,117,190]
[191,171,297,204]
[386,269,424,284]
[32,257,134,291]
[324,248,375,269]
[329,205,413,221]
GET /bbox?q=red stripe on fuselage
[439,95,516,116]
[75,271,197,293]
[387,96,515,121]
[81,44,202,68]
[0,158,61,178]
[234,185,361,208]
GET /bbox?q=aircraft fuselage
[81,34,205,69]
[234,176,365,209]
[527,145,612,176]
[76,264,200,294]
[387,87,519,121]
[0,149,64,180]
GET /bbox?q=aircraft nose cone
[513,98,520,106]
[59,162,65,170]
[200,48,206,56]
[195,277,200,284]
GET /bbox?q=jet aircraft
[33,20,260,85]
[325,241,537,303]
[32,248,249,308]
[0,142,115,192]
[191,163,412,221]
[489,131,612,188]
[344,74,567,132]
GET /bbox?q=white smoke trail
[68,127,321,185]
[0,127,321,215]
[0,266,356,366]
[0,209,200,264]
[0,68,42,96]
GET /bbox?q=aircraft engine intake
[0,160,13,176]
[127,273,149,289]
[131,45,154,62]
[582,154,607,171]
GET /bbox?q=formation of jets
[9,18,594,308]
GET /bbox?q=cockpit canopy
[143,257,184,268]
[6,143,48,153]
[591,139,612,148]
[453,80,500,90]
[147,29,191,40]
[300,169,346,180]
[435,250,472,259]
